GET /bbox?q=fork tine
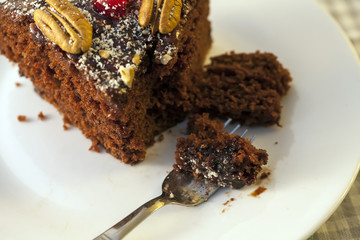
[240,129,248,138]
[223,118,232,128]
[224,119,255,143]
[229,124,241,134]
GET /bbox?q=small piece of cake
[193,51,292,126]
[0,0,211,164]
[174,114,268,188]
[186,112,224,139]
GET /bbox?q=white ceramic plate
[1,0,360,239]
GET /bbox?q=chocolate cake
[0,0,211,164]
[192,51,292,126]
[174,113,268,188]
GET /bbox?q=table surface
[313,0,360,239]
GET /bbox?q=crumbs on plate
[250,186,267,197]
[38,111,46,121]
[17,115,27,122]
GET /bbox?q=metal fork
[94,119,253,240]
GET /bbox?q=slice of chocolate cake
[174,114,268,188]
[192,51,292,126]
[0,0,211,164]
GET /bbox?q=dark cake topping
[1,0,192,93]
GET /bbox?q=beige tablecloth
[313,0,360,239]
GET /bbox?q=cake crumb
[157,134,164,142]
[17,115,27,122]
[63,124,70,130]
[223,197,235,206]
[15,82,21,87]
[38,111,46,120]
[257,168,271,185]
[89,139,101,152]
[259,171,271,180]
[223,200,230,206]
[221,198,235,213]
[250,186,267,197]
[63,117,71,130]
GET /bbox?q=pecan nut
[139,0,181,34]
[33,0,93,54]
[159,0,182,34]
[139,0,154,27]
[151,0,162,34]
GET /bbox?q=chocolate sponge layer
[0,0,211,164]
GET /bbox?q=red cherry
[93,0,131,19]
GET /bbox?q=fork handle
[93,195,167,240]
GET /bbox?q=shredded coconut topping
[2,0,188,95]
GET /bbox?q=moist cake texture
[0,0,211,164]
[193,51,292,126]
[174,113,268,188]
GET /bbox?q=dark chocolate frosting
[1,0,192,94]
